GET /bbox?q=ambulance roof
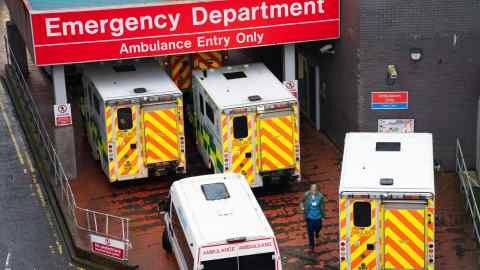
[192,63,296,110]
[339,132,435,195]
[83,61,181,102]
[171,173,275,247]
[26,0,208,11]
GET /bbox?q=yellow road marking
[0,94,25,166]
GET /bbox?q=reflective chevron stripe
[193,51,225,70]
[339,197,347,270]
[144,108,179,164]
[349,200,378,270]
[170,55,191,89]
[231,113,254,184]
[105,106,116,181]
[384,208,425,270]
[259,115,295,171]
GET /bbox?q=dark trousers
[306,218,323,249]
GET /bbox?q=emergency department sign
[30,0,340,65]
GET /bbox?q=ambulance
[339,133,435,270]
[81,61,186,182]
[192,63,301,187]
[161,173,282,270]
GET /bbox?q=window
[376,142,401,152]
[353,202,371,227]
[171,206,194,270]
[239,252,275,270]
[93,93,101,114]
[117,108,133,130]
[201,183,230,201]
[233,116,248,139]
[223,71,247,80]
[206,102,215,124]
[199,94,205,115]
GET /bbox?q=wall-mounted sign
[283,80,298,99]
[30,0,340,65]
[378,119,415,133]
[90,234,127,261]
[53,103,72,127]
[371,91,409,110]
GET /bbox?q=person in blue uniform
[300,184,325,252]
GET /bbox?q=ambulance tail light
[339,240,347,260]
[427,242,435,264]
[227,237,247,243]
[224,153,230,171]
[180,136,186,153]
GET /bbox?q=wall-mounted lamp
[386,64,398,85]
[409,48,423,62]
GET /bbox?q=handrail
[4,37,129,257]
[456,139,480,246]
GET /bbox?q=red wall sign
[30,0,340,65]
[371,91,409,110]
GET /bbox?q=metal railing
[5,37,130,258]
[456,139,480,246]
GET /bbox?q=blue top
[303,192,325,220]
[27,0,171,10]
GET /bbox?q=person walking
[300,184,325,252]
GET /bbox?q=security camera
[387,65,398,80]
[319,44,334,54]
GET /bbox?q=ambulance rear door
[143,101,181,165]
[382,201,427,270]
[229,110,256,185]
[346,199,380,270]
[112,103,144,180]
[257,109,296,173]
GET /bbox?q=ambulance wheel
[162,228,172,253]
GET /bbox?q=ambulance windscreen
[375,142,401,152]
[201,252,275,270]
[223,72,247,80]
[201,183,230,201]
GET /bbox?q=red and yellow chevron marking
[259,115,295,172]
[292,104,301,176]
[170,55,191,90]
[427,199,435,270]
[177,98,186,167]
[339,198,347,270]
[231,114,254,184]
[105,106,116,181]
[116,106,140,178]
[384,208,426,270]
[222,114,229,171]
[349,200,377,270]
[144,108,179,164]
[193,51,225,70]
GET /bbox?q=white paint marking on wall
[4,252,11,270]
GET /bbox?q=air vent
[248,95,262,102]
[380,178,394,185]
[223,71,247,80]
[113,64,136,72]
[133,88,147,94]
[376,142,401,152]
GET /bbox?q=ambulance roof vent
[380,178,394,186]
[113,64,136,73]
[223,71,247,80]
[133,88,147,94]
[248,95,262,102]
[376,142,401,152]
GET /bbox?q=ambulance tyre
[162,228,172,253]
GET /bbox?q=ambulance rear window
[117,108,133,130]
[353,202,371,227]
[233,116,248,139]
[201,183,230,201]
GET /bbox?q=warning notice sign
[90,234,126,261]
[53,104,72,127]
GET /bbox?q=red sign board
[30,0,340,65]
[90,234,126,260]
[371,91,409,110]
[53,103,72,126]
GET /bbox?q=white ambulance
[162,173,282,270]
[192,63,301,188]
[339,133,435,270]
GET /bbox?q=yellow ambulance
[339,132,435,270]
[82,61,186,182]
[192,63,300,187]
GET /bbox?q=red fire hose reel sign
[53,103,72,127]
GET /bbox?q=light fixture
[409,48,423,62]
[386,64,398,85]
